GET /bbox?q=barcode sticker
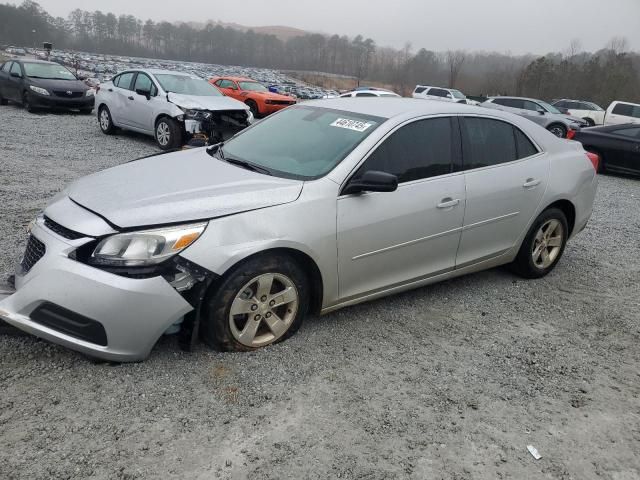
[330,118,373,132]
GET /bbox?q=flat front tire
[511,208,569,279]
[202,254,309,352]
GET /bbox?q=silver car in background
[0,99,598,361]
[483,96,588,138]
[95,68,253,149]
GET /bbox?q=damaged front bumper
[0,216,207,362]
[181,109,253,146]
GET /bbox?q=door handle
[523,178,541,188]
[128,96,134,100]
[108,88,113,92]
[437,198,460,209]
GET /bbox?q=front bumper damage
[0,216,213,361]
[179,109,252,147]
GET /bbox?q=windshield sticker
[330,118,373,132]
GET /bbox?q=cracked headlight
[29,85,50,96]
[90,222,207,267]
[183,109,211,120]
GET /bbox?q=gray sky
[35,0,640,54]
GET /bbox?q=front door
[456,116,549,267]
[337,117,465,301]
[128,73,159,132]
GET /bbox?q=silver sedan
[0,99,598,361]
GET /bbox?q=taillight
[585,151,599,171]
[567,129,576,139]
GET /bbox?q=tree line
[1,1,639,106]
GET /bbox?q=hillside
[179,20,311,41]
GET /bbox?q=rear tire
[202,253,309,352]
[547,123,567,138]
[510,208,569,279]
[155,117,182,150]
[98,105,115,134]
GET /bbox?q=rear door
[456,116,549,267]
[109,72,136,126]
[337,117,465,300]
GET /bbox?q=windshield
[23,63,76,80]
[221,106,384,179]
[155,74,222,96]
[538,100,562,114]
[451,90,466,99]
[239,81,268,92]
[587,102,604,111]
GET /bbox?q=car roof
[142,69,194,77]
[490,96,543,103]
[14,59,59,65]
[212,76,255,82]
[304,97,490,119]
[342,89,397,95]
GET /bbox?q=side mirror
[343,170,398,195]
[10,71,21,78]
[537,108,545,115]
[136,88,151,99]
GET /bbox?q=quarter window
[353,118,455,184]
[1,62,11,72]
[514,128,539,158]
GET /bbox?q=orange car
[210,76,296,118]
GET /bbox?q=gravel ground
[0,105,639,480]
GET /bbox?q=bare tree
[446,50,466,88]
[607,36,629,55]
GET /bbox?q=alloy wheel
[531,219,564,269]
[549,126,566,138]
[156,122,170,146]
[228,273,299,348]
[99,109,110,131]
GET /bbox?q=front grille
[44,216,86,240]
[21,235,46,273]
[52,90,84,98]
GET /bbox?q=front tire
[98,105,115,134]
[583,117,595,127]
[245,99,260,119]
[547,123,567,138]
[155,117,182,150]
[202,253,310,352]
[510,208,569,279]
[22,92,35,113]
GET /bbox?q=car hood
[559,113,587,125]
[28,77,88,92]
[64,148,303,228]
[250,91,295,101]
[167,92,249,111]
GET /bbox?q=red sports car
[210,76,296,118]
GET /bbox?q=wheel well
[223,248,324,315]
[545,200,576,236]
[155,113,173,127]
[547,122,566,131]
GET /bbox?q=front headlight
[90,222,207,267]
[85,89,95,97]
[29,85,49,96]
[182,108,212,120]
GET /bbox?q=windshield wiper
[207,143,271,175]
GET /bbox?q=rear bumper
[30,93,95,110]
[0,217,193,361]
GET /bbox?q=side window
[461,117,518,169]
[10,62,22,76]
[522,100,541,111]
[428,88,447,97]
[340,93,353,98]
[114,72,135,90]
[578,102,592,111]
[612,103,633,116]
[632,106,640,119]
[354,118,455,184]
[355,92,377,97]
[1,62,11,72]
[514,128,539,158]
[555,101,568,108]
[222,80,238,89]
[133,73,156,95]
[414,87,427,94]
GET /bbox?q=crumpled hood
[64,148,303,228]
[167,92,249,112]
